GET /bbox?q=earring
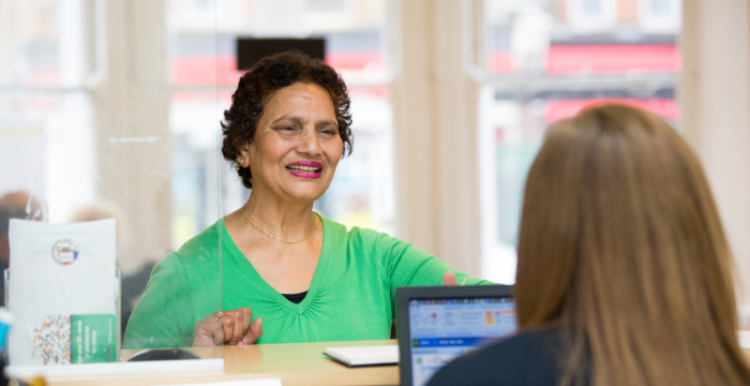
[236,158,243,172]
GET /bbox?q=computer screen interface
[408,297,516,386]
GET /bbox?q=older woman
[123,51,488,349]
[428,105,750,386]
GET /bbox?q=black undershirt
[282,291,308,304]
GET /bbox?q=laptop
[397,285,516,386]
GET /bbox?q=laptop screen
[407,297,516,386]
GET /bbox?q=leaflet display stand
[3,267,121,363]
[5,219,119,367]
[2,219,227,379]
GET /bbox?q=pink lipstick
[285,160,323,179]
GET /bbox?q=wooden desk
[46,340,398,386]
[36,338,750,386]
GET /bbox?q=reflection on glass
[480,0,681,284]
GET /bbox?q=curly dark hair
[221,50,353,189]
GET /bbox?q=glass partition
[479,0,682,283]
[0,0,224,365]
[1,0,394,367]
[207,0,394,345]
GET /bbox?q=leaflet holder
[4,218,120,368]
[4,267,122,363]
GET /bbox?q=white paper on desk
[7,219,116,366]
[153,380,282,386]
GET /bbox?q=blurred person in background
[0,190,42,307]
[124,51,486,349]
[70,201,156,336]
[429,105,750,386]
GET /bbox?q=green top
[123,214,489,349]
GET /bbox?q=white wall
[680,0,750,318]
[390,0,483,277]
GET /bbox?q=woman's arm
[123,253,197,349]
[124,251,263,348]
[387,239,490,287]
[375,233,492,316]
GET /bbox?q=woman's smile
[285,160,323,179]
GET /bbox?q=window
[480,0,681,283]
[582,0,603,15]
[640,0,681,32]
[0,1,96,223]
[648,0,671,15]
[567,0,617,32]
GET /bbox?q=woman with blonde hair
[429,104,750,386]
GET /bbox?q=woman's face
[241,82,344,203]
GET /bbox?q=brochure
[7,219,117,366]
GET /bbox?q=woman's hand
[192,308,263,346]
[443,271,458,286]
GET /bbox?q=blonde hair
[515,104,750,386]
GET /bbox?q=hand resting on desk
[193,307,263,346]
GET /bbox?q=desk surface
[46,340,399,386]
[38,338,750,386]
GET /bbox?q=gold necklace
[241,207,317,244]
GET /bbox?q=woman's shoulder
[146,221,223,311]
[428,329,566,386]
[155,219,223,276]
[319,214,402,247]
[319,213,387,249]
[176,219,223,255]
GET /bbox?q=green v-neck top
[123,214,490,349]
